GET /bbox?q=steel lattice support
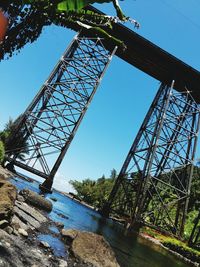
[102,82,200,236]
[5,34,117,191]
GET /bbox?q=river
[10,176,190,267]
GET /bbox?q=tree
[69,169,117,209]
[0,0,139,60]
[0,116,29,165]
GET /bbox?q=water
[10,176,190,267]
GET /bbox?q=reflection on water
[11,176,189,267]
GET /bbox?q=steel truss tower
[102,82,200,236]
[5,34,117,191]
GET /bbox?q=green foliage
[70,165,200,245]
[0,141,5,164]
[70,169,117,209]
[0,0,138,60]
[141,226,200,263]
[184,210,199,240]
[57,0,112,12]
[189,166,200,211]
[0,116,29,163]
[161,237,200,263]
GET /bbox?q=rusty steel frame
[102,82,200,236]
[5,34,117,191]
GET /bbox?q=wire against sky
[158,0,200,31]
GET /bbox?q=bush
[0,141,5,164]
[162,238,200,263]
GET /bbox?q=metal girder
[5,34,117,191]
[102,82,200,237]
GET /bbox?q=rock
[5,226,13,235]
[40,241,50,248]
[68,230,120,267]
[13,228,19,236]
[0,166,13,180]
[61,229,78,242]
[0,229,55,266]
[50,197,57,202]
[11,214,30,231]
[59,259,68,267]
[13,201,47,230]
[18,228,28,237]
[0,178,17,221]
[57,212,69,220]
[15,201,47,223]
[14,206,41,229]
[55,221,64,229]
[17,195,25,202]
[0,219,9,228]
[19,189,53,212]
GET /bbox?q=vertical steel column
[102,82,200,236]
[188,209,200,247]
[6,34,117,191]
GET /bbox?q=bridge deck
[89,7,200,103]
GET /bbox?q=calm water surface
[10,176,190,267]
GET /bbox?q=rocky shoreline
[0,166,120,267]
[1,166,199,267]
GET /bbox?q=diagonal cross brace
[102,83,200,237]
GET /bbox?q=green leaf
[57,0,112,11]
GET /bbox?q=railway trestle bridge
[5,7,200,237]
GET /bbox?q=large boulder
[19,189,52,212]
[62,229,120,267]
[0,178,17,221]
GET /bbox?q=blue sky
[0,0,200,192]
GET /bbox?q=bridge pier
[5,34,117,191]
[102,81,200,237]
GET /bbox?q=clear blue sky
[0,0,200,192]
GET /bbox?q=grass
[141,226,200,264]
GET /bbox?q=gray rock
[17,195,25,202]
[15,201,47,223]
[19,189,52,212]
[18,228,28,237]
[59,259,68,267]
[56,221,64,229]
[13,228,19,236]
[40,241,50,248]
[5,226,13,235]
[11,214,30,231]
[0,219,9,228]
[14,206,40,229]
[0,229,55,266]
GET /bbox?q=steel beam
[102,82,200,236]
[5,34,117,192]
